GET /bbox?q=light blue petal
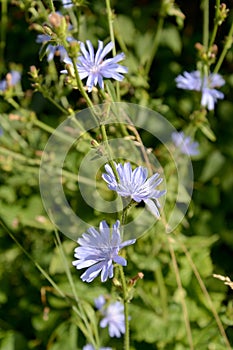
[80,262,104,282]
[144,198,160,217]
[113,255,127,266]
[96,41,113,64]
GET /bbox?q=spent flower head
[175,70,225,110]
[102,162,166,218]
[62,40,128,92]
[72,220,136,283]
[171,131,199,156]
[95,296,125,338]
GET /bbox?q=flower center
[90,65,99,73]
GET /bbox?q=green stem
[47,0,55,12]
[202,0,209,51]
[121,200,135,227]
[99,89,129,137]
[70,56,120,181]
[180,241,232,350]
[33,118,63,136]
[118,201,137,350]
[214,21,233,74]
[40,90,69,115]
[70,57,94,110]
[145,16,164,75]
[106,0,116,56]
[0,146,107,190]
[70,51,123,193]
[105,0,120,101]
[208,0,220,49]
[1,219,72,304]
[54,229,99,348]
[0,146,40,165]
[6,97,20,109]
[167,236,194,350]
[154,265,168,319]
[100,123,119,181]
[119,265,130,350]
[33,115,91,144]
[0,220,97,346]
[0,0,7,71]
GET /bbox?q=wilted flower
[72,220,136,283]
[175,70,225,110]
[171,131,199,156]
[95,296,125,338]
[62,40,128,92]
[0,70,21,91]
[102,162,165,218]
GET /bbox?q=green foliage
[1,0,233,349]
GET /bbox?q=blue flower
[175,70,225,110]
[36,34,72,62]
[62,40,128,92]
[95,296,125,338]
[61,0,73,8]
[102,162,166,218]
[72,220,136,283]
[94,295,106,310]
[0,70,21,91]
[171,131,199,156]
[83,345,111,350]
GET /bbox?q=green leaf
[200,150,225,182]
[198,122,216,141]
[136,32,154,65]
[160,26,182,55]
[0,331,28,350]
[49,241,75,275]
[105,80,117,101]
[114,15,136,46]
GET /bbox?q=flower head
[36,34,74,62]
[62,40,128,92]
[95,296,125,338]
[83,345,111,350]
[72,220,136,283]
[0,70,21,91]
[171,131,199,156]
[102,162,166,218]
[175,70,225,110]
[61,0,73,8]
